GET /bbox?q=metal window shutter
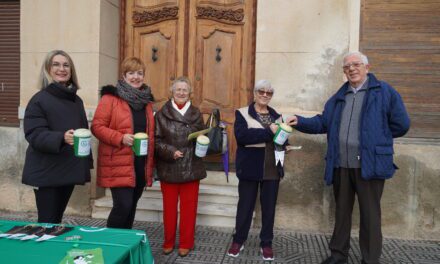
[0,0,20,127]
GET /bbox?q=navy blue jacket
[22,83,92,187]
[295,73,410,185]
[235,103,282,181]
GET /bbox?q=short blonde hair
[120,57,146,76]
[39,50,79,89]
[170,76,192,93]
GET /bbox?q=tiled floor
[1,211,439,264]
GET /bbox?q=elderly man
[286,51,410,264]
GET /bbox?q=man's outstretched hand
[286,115,298,126]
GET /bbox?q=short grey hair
[254,79,274,93]
[170,76,192,93]
[343,51,369,65]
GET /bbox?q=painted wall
[256,0,350,114]
[20,0,119,109]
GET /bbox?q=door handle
[215,46,222,62]
[1,83,4,92]
[152,46,158,62]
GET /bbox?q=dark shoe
[227,242,244,258]
[261,246,274,261]
[321,256,347,264]
[162,247,173,255]
[178,248,191,257]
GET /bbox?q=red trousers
[160,180,200,249]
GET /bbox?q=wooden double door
[121,0,257,162]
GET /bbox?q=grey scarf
[116,80,154,111]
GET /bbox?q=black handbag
[206,108,224,155]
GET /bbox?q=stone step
[94,171,244,227]
[94,196,237,217]
[104,181,239,205]
[202,171,239,186]
[92,195,238,227]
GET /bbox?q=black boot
[321,256,348,264]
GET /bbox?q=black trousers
[329,168,384,264]
[34,185,75,224]
[107,185,144,229]
[233,179,280,247]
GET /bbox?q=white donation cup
[133,132,149,156]
[195,135,210,157]
[273,123,292,145]
[73,129,91,157]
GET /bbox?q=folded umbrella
[221,125,229,182]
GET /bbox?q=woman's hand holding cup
[122,134,134,147]
[64,129,75,145]
[270,123,279,134]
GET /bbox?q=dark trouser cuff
[260,240,272,247]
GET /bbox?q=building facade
[0,0,439,239]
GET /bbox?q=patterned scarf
[116,80,154,111]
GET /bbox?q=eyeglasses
[343,62,364,71]
[51,62,71,69]
[174,88,190,94]
[257,90,274,97]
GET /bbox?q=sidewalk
[1,211,439,264]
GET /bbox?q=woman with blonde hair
[92,57,155,229]
[22,50,92,224]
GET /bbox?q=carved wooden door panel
[122,0,257,163]
[123,0,183,106]
[188,0,256,163]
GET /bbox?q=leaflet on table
[59,248,104,264]
[0,225,37,238]
[0,224,73,241]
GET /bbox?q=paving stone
[0,211,439,263]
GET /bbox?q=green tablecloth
[0,220,154,264]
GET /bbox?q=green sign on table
[59,248,104,264]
